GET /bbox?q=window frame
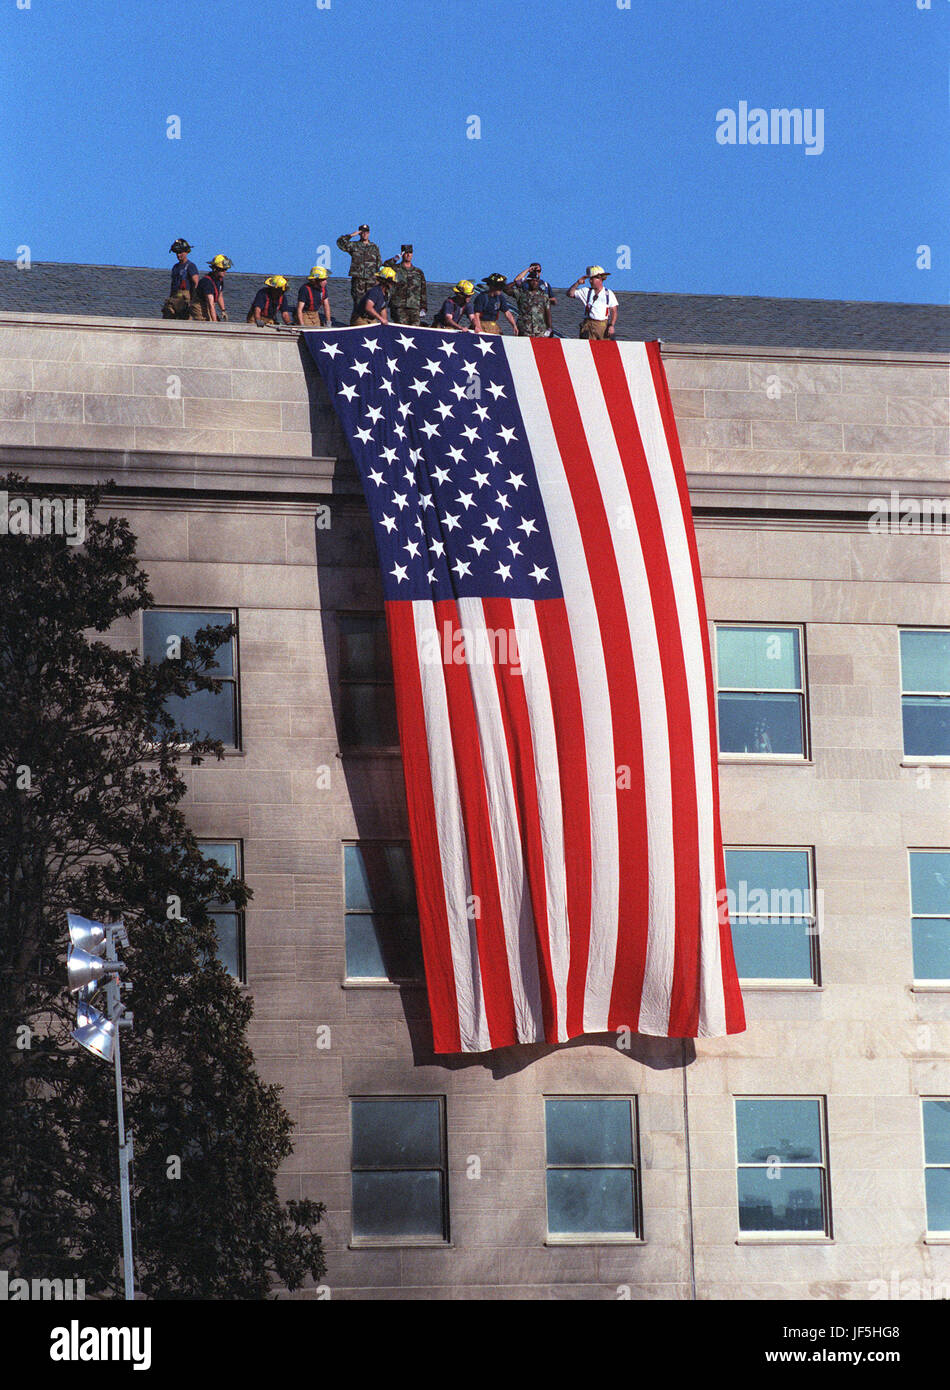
[899,627,950,763]
[543,1095,644,1245]
[908,848,950,988]
[724,845,821,989]
[196,837,246,984]
[733,1095,833,1242]
[348,1095,450,1248]
[336,609,399,753]
[922,1098,950,1238]
[342,839,424,987]
[142,606,241,752]
[713,622,810,763]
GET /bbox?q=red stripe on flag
[434,600,520,1048]
[482,595,557,1041]
[646,343,746,1033]
[594,343,702,1034]
[531,338,651,1033]
[384,602,462,1053]
[534,600,593,1039]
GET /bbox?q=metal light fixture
[67,912,107,956]
[67,946,124,994]
[71,1004,116,1063]
[66,912,135,1300]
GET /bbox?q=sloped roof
[0,261,947,353]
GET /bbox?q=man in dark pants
[162,239,199,318]
[336,224,381,315]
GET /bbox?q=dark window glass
[923,1101,950,1233]
[339,614,397,747]
[350,1098,447,1242]
[544,1098,639,1238]
[725,849,816,981]
[910,852,950,981]
[344,844,423,981]
[735,1098,829,1236]
[198,839,244,981]
[900,632,950,757]
[143,609,237,746]
[716,626,805,756]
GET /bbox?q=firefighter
[189,255,232,322]
[162,239,199,319]
[296,266,332,327]
[247,276,293,326]
[351,265,396,326]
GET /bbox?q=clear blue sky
[1,0,946,303]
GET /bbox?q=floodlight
[71,1005,116,1063]
[67,912,107,956]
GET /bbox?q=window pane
[732,917,813,980]
[909,853,950,915]
[347,843,416,913]
[200,841,239,879]
[925,1169,950,1232]
[162,685,236,745]
[144,610,233,675]
[351,1099,442,1168]
[210,911,242,979]
[902,697,950,757]
[923,1100,950,1164]
[339,615,393,681]
[547,1169,636,1235]
[900,630,950,694]
[718,693,804,754]
[735,1099,822,1163]
[912,919,950,980]
[718,627,801,691]
[725,850,812,916]
[352,1171,443,1239]
[346,913,423,980]
[546,1099,633,1167]
[341,683,399,746]
[737,1167,824,1232]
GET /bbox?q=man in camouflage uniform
[336,224,381,313]
[507,267,552,338]
[382,244,428,326]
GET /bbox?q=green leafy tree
[0,474,325,1298]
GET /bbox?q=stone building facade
[1,308,948,1299]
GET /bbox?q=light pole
[67,912,135,1300]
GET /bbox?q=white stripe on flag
[620,344,725,1036]
[560,346,677,1035]
[503,340,620,1035]
[412,602,492,1051]
[457,596,545,1042]
[510,597,571,1041]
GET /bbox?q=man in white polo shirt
[567,264,619,340]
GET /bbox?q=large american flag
[304,327,745,1053]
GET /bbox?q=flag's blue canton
[306,326,563,601]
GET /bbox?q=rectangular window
[910,850,950,984]
[344,842,423,982]
[715,625,806,757]
[923,1100,950,1235]
[900,630,950,757]
[338,613,398,748]
[197,839,245,982]
[350,1097,448,1244]
[143,609,238,748]
[724,848,818,984]
[735,1097,830,1236]
[544,1097,641,1240]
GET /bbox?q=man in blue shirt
[433,280,475,330]
[189,255,232,322]
[470,274,518,334]
[247,276,293,326]
[162,239,199,318]
[296,266,332,327]
[352,265,396,325]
